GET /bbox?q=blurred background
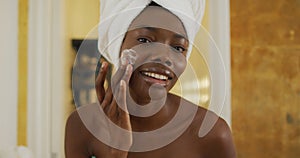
[0,0,299,158]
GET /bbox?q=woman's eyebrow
[173,33,188,41]
[133,26,188,41]
[136,26,157,32]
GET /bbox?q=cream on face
[118,6,189,104]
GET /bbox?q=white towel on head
[98,0,206,67]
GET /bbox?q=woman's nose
[146,43,174,67]
[151,55,172,67]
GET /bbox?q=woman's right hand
[95,50,136,157]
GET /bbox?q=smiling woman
[120,6,189,104]
[65,0,236,158]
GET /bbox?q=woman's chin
[128,84,167,106]
[148,83,167,100]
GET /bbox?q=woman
[65,1,236,157]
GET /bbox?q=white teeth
[143,72,168,80]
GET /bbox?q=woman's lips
[142,71,169,80]
[136,63,175,86]
[140,71,171,86]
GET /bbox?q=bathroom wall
[231,0,300,157]
[64,0,100,115]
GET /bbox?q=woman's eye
[137,38,151,43]
[173,46,186,53]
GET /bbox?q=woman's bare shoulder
[169,94,236,157]
[198,115,236,157]
[65,105,94,157]
[66,103,100,132]
[192,107,236,157]
[65,103,107,157]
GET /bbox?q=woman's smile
[139,63,174,87]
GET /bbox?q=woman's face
[120,6,189,102]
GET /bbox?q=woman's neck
[128,93,179,132]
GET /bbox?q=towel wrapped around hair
[98,0,206,67]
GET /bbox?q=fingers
[104,81,130,127]
[118,80,127,109]
[101,86,113,110]
[100,49,135,130]
[96,61,108,103]
[107,98,118,120]
[95,55,133,152]
[112,66,128,86]
[117,80,130,120]
[122,65,133,84]
[98,49,135,107]
[108,80,127,117]
[109,64,132,116]
[96,62,108,87]
[112,49,136,85]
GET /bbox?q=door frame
[27,0,65,157]
[208,0,232,126]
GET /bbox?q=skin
[65,6,236,158]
